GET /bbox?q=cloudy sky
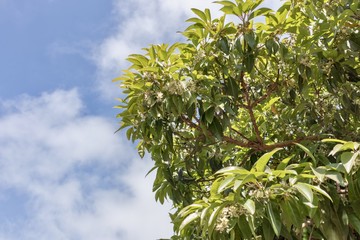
[0,0,281,239]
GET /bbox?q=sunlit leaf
[341,152,359,173]
[294,143,316,163]
[179,212,200,232]
[253,148,282,172]
[294,182,313,202]
[244,199,255,215]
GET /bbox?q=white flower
[166,81,185,95]
[156,92,164,102]
[300,56,311,67]
[215,216,229,233]
[228,205,241,218]
[215,204,244,233]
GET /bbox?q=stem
[239,76,264,144]
[230,127,251,143]
[262,136,320,150]
[251,69,280,108]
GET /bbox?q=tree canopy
[115,0,360,239]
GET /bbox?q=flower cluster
[282,34,296,48]
[321,59,334,75]
[215,215,229,233]
[299,56,311,67]
[155,92,164,102]
[143,90,164,108]
[143,91,152,107]
[193,50,206,65]
[215,204,246,233]
[165,81,187,95]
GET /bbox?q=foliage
[115,0,360,239]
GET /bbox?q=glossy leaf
[179,212,200,232]
[341,152,359,173]
[293,182,313,202]
[253,148,282,172]
[116,0,360,238]
[266,202,282,237]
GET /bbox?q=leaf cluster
[115,0,360,238]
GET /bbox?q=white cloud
[0,89,173,240]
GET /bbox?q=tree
[115,0,360,239]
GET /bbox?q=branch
[262,136,320,151]
[180,115,260,149]
[180,114,321,152]
[180,115,200,130]
[239,75,263,144]
[230,127,252,143]
[251,69,280,108]
[225,135,320,152]
[223,136,263,150]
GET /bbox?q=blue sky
[0,0,281,239]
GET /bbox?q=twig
[239,73,264,145]
[230,127,252,143]
[262,136,320,150]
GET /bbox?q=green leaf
[217,176,235,193]
[349,213,360,235]
[235,37,243,54]
[208,205,225,236]
[210,178,221,197]
[204,8,211,22]
[145,165,158,177]
[263,97,280,111]
[277,155,294,170]
[234,174,257,191]
[341,152,359,173]
[179,212,200,232]
[200,206,211,226]
[237,215,253,239]
[280,199,303,229]
[244,199,255,215]
[220,5,236,15]
[294,143,316,163]
[253,148,282,172]
[340,142,358,151]
[216,166,249,175]
[178,203,203,217]
[226,77,239,99]
[242,0,262,13]
[205,107,215,123]
[325,170,346,186]
[329,144,344,156]
[293,182,313,202]
[311,166,327,182]
[126,127,133,140]
[137,142,145,158]
[262,218,275,240]
[218,37,230,54]
[210,178,223,197]
[266,202,282,237]
[186,17,206,27]
[271,169,297,178]
[191,8,207,22]
[244,32,257,49]
[249,7,273,19]
[245,53,255,73]
[209,117,224,140]
[305,183,333,202]
[214,0,237,7]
